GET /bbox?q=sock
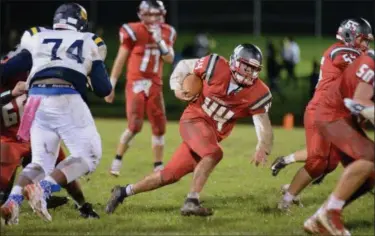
[123,184,134,196]
[45,176,61,193]
[283,191,295,203]
[40,176,61,199]
[284,154,296,164]
[326,194,345,210]
[8,185,24,206]
[187,192,200,199]
[154,161,163,168]
[115,155,123,161]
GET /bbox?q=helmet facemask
[230,55,261,86]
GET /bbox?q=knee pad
[119,129,136,145]
[20,163,46,183]
[152,135,165,146]
[55,156,91,184]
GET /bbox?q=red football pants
[160,118,223,184]
[125,81,166,136]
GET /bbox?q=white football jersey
[20,27,107,87]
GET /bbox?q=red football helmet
[138,0,166,26]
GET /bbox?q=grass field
[1,119,374,235]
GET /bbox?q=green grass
[2,119,374,235]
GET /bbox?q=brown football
[182,73,203,97]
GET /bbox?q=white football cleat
[0,199,20,225]
[110,159,122,177]
[23,183,52,222]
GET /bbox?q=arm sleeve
[169,59,199,90]
[89,60,112,97]
[87,36,112,97]
[0,49,32,80]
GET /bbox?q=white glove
[149,25,162,43]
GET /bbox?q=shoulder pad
[85,33,107,61]
[330,46,361,60]
[91,34,105,47]
[121,23,138,42]
[25,26,45,37]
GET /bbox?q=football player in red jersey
[276,18,373,211]
[0,43,98,225]
[105,0,176,175]
[303,51,374,235]
[272,18,373,178]
[105,44,274,216]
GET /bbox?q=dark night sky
[1,0,374,50]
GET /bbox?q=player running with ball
[106,43,274,216]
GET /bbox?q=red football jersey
[119,22,176,85]
[316,54,374,121]
[181,54,272,141]
[307,42,362,111]
[1,72,28,139]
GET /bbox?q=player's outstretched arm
[251,112,274,167]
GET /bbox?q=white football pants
[30,94,102,175]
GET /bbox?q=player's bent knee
[304,158,331,179]
[129,117,144,134]
[20,163,46,183]
[207,147,223,164]
[160,168,181,185]
[56,157,91,184]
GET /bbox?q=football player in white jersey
[0,3,111,224]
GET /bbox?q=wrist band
[157,40,169,55]
[110,78,117,89]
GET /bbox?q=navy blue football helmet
[53,3,88,32]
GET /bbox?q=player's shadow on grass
[346,219,374,230]
[205,193,256,209]
[126,204,178,213]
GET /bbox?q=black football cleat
[271,156,287,176]
[105,185,128,214]
[46,196,69,209]
[79,202,100,219]
[180,198,213,217]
